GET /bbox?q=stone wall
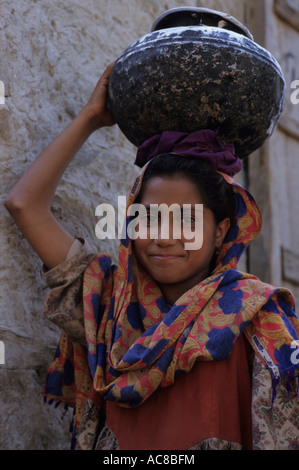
[1,0,298,450]
[0,0,200,451]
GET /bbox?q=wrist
[77,106,104,134]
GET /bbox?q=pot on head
[108,7,286,158]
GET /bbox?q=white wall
[0,0,199,450]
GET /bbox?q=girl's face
[133,174,230,305]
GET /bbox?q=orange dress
[106,334,253,450]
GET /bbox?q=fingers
[81,61,117,129]
[107,61,115,71]
[101,62,115,82]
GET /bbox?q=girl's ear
[215,217,231,249]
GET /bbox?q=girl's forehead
[139,174,204,205]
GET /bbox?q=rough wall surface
[1,0,298,451]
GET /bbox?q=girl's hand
[81,62,116,131]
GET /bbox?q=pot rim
[117,26,283,78]
[151,6,253,41]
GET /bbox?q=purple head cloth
[135,130,242,177]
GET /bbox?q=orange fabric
[106,334,253,450]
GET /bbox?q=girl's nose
[153,216,177,246]
[154,236,177,247]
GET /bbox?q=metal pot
[108,7,286,157]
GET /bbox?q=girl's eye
[182,215,196,224]
[179,211,197,226]
[139,213,158,226]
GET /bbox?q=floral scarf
[43,157,299,433]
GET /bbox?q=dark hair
[137,153,236,226]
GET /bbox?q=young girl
[5,65,299,450]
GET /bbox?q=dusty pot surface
[108,7,286,157]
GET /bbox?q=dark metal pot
[108,7,286,157]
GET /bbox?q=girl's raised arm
[4,63,115,270]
